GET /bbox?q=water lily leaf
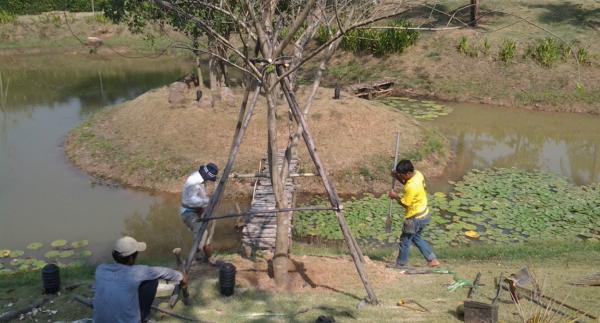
[45,251,61,258]
[51,240,68,248]
[27,242,43,250]
[10,250,24,258]
[18,264,30,271]
[0,269,13,275]
[59,251,75,258]
[465,230,480,239]
[71,240,89,249]
[0,249,11,258]
[80,250,93,258]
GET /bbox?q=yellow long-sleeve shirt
[399,170,429,218]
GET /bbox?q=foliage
[499,39,517,63]
[526,37,571,67]
[0,10,16,24]
[0,239,93,275]
[0,0,104,15]
[316,21,419,56]
[457,37,478,57]
[295,168,600,249]
[339,21,419,56]
[575,47,590,65]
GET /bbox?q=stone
[168,81,187,105]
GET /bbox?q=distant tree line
[0,0,106,15]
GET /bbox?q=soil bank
[65,85,448,196]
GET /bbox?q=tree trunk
[265,74,291,288]
[470,0,480,26]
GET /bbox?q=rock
[168,82,188,105]
[220,86,236,105]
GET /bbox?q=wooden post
[277,65,378,304]
[185,84,260,271]
[470,0,480,27]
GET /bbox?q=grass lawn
[2,240,599,322]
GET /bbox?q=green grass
[405,129,445,162]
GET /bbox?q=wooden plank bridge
[241,150,299,254]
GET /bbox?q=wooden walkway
[241,150,299,252]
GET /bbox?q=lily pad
[45,250,61,259]
[71,240,89,249]
[465,230,480,239]
[51,240,68,248]
[59,250,75,258]
[10,250,24,258]
[0,269,13,275]
[80,250,93,258]
[27,242,43,250]
[0,249,11,258]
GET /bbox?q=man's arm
[141,266,184,283]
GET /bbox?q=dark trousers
[138,279,159,322]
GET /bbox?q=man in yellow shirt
[388,160,440,268]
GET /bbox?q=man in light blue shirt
[180,162,219,260]
[93,236,186,323]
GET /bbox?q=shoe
[428,259,440,267]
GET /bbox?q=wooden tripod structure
[182,68,378,304]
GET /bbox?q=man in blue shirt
[93,236,186,323]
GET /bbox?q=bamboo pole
[277,65,378,304]
[185,84,260,272]
[385,132,401,233]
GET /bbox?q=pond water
[0,54,244,264]
[426,102,600,192]
[2,56,599,266]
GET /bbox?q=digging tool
[169,248,190,308]
[467,272,482,299]
[386,132,401,233]
[397,299,429,312]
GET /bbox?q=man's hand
[181,272,189,289]
[388,191,399,200]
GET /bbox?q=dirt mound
[192,254,412,294]
[66,86,447,195]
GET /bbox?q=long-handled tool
[386,132,401,233]
[397,299,429,312]
[169,248,190,308]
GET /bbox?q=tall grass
[526,38,571,68]
[499,39,517,63]
[317,21,419,57]
[0,72,9,111]
[0,10,16,24]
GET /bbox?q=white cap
[114,236,147,257]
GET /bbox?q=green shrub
[526,37,570,67]
[456,36,480,57]
[482,38,491,55]
[499,39,517,63]
[316,21,419,57]
[576,47,590,65]
[340,21,419,57]
[0,10,16,24]
[315,25,331,45]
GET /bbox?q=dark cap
[199,163,218,181]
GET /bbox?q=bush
[526,37,571,67]
[0,10,16,24]
[499,39,516,63]
[316,21,419,56]
[340,21,419,57]
[0,0,107,15]
[576,47,590,65]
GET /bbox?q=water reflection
[428,103,600,189]
[123,197,249,258]
[0,54,189,255]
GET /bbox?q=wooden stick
[229,172,317,179]
[277,65,378,304]
[509,282,598,320]
[185,84,260,273]
[0,298,49,322]
[72,295,204,322]
[385,132,400,233]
